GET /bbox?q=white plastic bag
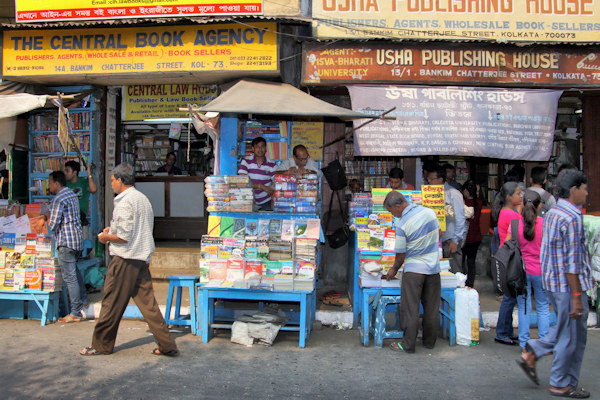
[455,287,480,346]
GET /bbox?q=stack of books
[273,174,297,213]
[228,175,253,212]
[205,176,230,212]
[295,173,319,213]
[267,240,293,261]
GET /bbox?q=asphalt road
[1,318,599,399]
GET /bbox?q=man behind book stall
[238,137,276,211]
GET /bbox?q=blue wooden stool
[370,291,404,348]
[165,275,199,334]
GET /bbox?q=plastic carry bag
[455,287,480,346]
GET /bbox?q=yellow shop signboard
[2,22,278,77]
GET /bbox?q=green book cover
[220,217,234,237]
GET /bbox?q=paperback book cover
[383,229,396,252]
[369,226,384,251]
[198,260,210,283]
[257,219,270,240]
[220,217,234,237]
[305,219,320,240]
[208,259,227,280]
[245,218,258,237]
[207,215,221,236]
[269,219,282,240]
[232,218,246,239]
[281,219,294,241]
[244,261,263,280]
[265,261,282,277]
[226,259,245,281]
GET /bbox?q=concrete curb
[82,303,598,329]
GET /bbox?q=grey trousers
[526,292,589,388]
[400,272,441,352]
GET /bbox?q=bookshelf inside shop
[344,139,403,191]
[239,119,290,168]
[134,134,172,174]
[28,92,99,242]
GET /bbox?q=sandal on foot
[152,348,179,357]
[550,387,590,398]
[389,342,414,353]
[58,314,82,323]
[494,338,517,346]
[516,357,539,385]
[80,347,101,356]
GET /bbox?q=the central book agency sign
[2,22,277,77]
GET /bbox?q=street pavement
[1,316,599,399]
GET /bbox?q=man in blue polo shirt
[384,190,441,353]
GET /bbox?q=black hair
[64,160,81,173]
[530,167,547,185]
[166,152,176,159]
[430,165,447,182]
[492,182,519,224]
[556,169,587,199]
[442,163,455,172]
[503,169,520,183]
[49,170,67,187]
[422,160,437,174]
[557,163,577,174]
[251,137,266,147]
[522,190,541,241]
[511,165,526,182]
[292,145,307,157]
[462,179,478,199]
[389,167,404,180]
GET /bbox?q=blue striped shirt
[394,203,441,275]
[540,198,593,293]
[48,186,83,251]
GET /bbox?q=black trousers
[462,241,481,288]
[400,272,441,352]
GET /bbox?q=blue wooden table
[0,289,60,326]
[359,286,456,346]
[196,285,316,348]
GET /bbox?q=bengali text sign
[2,23,277,77]
[303,42,600,87]
[347,85,562,161]
[422,185,446,231]
[312,0,600,43]
[16,0,262,22]
[123,84,218,121]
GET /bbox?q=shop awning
[0,93,49,119]
[198,79,369,120]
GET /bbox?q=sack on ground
[455,287,480,345]
[492,219,527,298]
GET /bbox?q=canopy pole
[320,107,396,149]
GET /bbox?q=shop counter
[0,289,60,326]
[136,176,205,240]
[196,285,317,348]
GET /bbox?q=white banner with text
[347,85,562,161]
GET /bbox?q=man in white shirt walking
[80,163,178,357]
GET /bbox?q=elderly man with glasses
[277,145,319,175]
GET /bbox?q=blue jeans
[517,274,550,349]
[496,294,517,340]
[527,292,589,389]
[58,246,88,318]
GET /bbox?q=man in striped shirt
[519,169,593,398]
[238,137,276,211]
[80,163,178,357]
[46,170,88,323]
[384,190,441,353]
